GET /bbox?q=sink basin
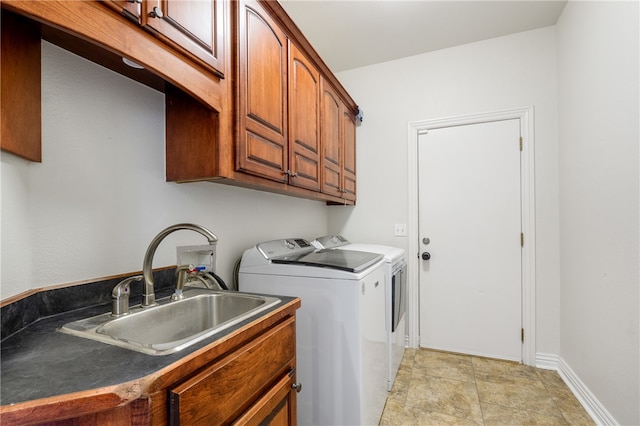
[59,288,280,355]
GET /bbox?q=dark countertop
[0,272,297,406]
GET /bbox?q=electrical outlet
[394,224,407,237]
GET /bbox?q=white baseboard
[536,353,619,425]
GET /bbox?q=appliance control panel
[314,235,351,249]
[256,238,315,259]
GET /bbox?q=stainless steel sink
[59,288,280,355]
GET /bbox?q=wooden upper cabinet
[0,11,41,162]
[102,0,225,76]
[288,41,321,192]
[103,0,228,77]
[237,0,288,183]
[321,79,342,197]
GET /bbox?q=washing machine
[313,235,407,391]
[238,238,387,426]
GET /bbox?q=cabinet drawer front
[169,318,295,425]
[232,373,294,426]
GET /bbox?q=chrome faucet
[142,223,218,308]
[111,275,143,316]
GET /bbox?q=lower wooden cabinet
[169,317,297,425]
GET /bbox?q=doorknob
[421,252,431,261]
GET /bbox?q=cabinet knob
[291,382,302,393]
[150,6,164,18]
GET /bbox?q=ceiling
[278,0,567,72]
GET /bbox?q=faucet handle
[111,275,143,317]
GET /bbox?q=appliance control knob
[421,252,431,261]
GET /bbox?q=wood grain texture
[288,41,321,191]
[232,372,296,426]
[1,0,225,112]
[321,78,342,197]
[341,107,357,202]
[166,85,220,181]
[142,0,226,77]
[1,11,42,162]
[169,317,295,424]
[236,0,288,182]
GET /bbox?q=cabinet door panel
[342,108,357,201]
[238,0,288,182]
[288,42,320,191]
[169,318,295,425]
[144,0,225,76]
[321,79,342,196]
[245,131,287,172]
[232,372,296,426]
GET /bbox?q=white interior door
[418,119,522,361]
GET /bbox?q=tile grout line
[469,355,487,425]
[535,368,573,425]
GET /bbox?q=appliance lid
[272,249,383,273]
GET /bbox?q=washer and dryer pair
[238,236,406,426]
[313,235,407,392]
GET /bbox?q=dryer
[313,235,407,391]
[238,238,387,426]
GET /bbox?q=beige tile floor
[380,348,595,425]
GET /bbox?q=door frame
[406,107,536,366]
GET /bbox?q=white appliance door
[418,119,523,361]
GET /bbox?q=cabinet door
[288,41,321,191]
[143,0,225,76]
[233,372,297,426]
[169,317,295,425]
[341,106,357,201]
[237,0,288,183]
[320,78,342,196]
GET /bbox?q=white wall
[556,1,639,424]
[0,42,329,299]
[333,27,561,356]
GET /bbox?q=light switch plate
[394,224,407,237]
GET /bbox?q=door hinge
[519,137,523,151]
[520,233,524,247]
[521,328,525,343]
